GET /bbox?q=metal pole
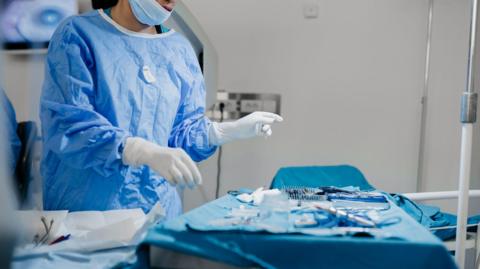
[455,0,479,266]
[417,0,435,192]
[456,125,474,268]
[404,190,480,201]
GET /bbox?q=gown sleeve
[168,42,217,162]
[0,89,21,175]
[40,21,129,177]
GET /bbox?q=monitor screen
[1,0,78,49]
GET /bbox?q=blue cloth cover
[131,195,457,269]
[270,165,374,191]
[391,194,480,240]
[271,165,480,241]
[40,10,216,216]
[11,247,137,269]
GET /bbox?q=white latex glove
[122,137,202,188]
[209,111,283,146]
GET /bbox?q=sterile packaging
[13,202,165,257]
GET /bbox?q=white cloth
[236,187,282,206]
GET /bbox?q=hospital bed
[127,165,469,269]
[404,190,480,266]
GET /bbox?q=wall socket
[211,91,282,121]
[240,100,263,113]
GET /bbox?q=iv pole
[416,0,434,192]
[455,0,479,266]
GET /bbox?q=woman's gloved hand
[209,111,283,146]
[122,137,202,188]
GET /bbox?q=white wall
[420,0,469,193]
[182,0,478,213]
[417,0,480,214]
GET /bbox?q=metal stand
[417,0,434,192]
[455,0,479,267]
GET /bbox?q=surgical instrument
[313,203,377,228]
[33,216,54,246]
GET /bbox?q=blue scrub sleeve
[41,22,129,177]
[168,46,217,162]
[0,89,21,174]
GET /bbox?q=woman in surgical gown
[40,0,282,218]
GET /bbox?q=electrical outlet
[214,92,281,120]
[220,99,239,112]
[240,100,263,113]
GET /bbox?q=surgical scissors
[32,216,54,246]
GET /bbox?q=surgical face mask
[128,0,172,26]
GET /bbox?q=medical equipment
[327,192,387,203]
[456,0,480,266]
[15,210,68,248]
[283,187,327,202]
[329,191,390,211]
[331,200,390,211]
[281,186,388,211]
[222,187,391,231]
[49,234,70,245]
[313,202,377,228]
[230,186,393,229]
[212,92,282,121]
[32,217,54,246]
[1,0,77,49]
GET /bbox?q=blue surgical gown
[40,10,217,217]
[0,88,21,175]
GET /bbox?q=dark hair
[92,0,119,9]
